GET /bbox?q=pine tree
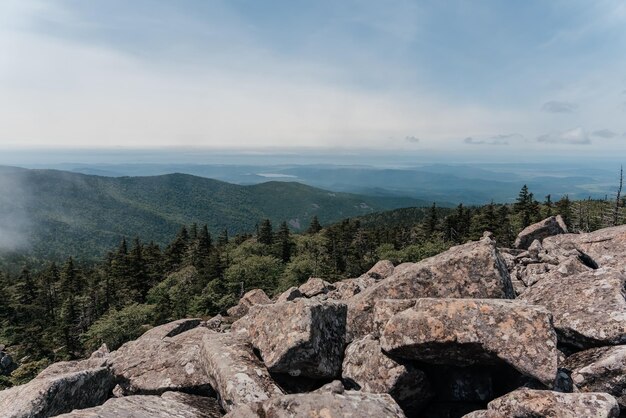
[307,216,322,234]
[257,219,273,245]
[276,221,293,263]
[425,203,438,237]
[556,195,573,229]
[544,194,553,218]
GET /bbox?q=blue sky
[1,0,625,158]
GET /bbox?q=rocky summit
[2,217,626,417]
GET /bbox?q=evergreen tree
[257,219,273,245]
[276,221,293,263]
[307,216,323,234]
[425,203,438,237]
[544,194,553,217]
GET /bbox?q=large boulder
[380,298,558,386]
[564,345,626,409]
[201,331,283,411]
[55,391,221,417]
[0,348,16,376]
[110,319,213,396]
[223,391,406,417]
[0,364,114,418]
[245,299,347,379]
[342,335,431,410]
[298,277,335,298]
[362,260,395,280]
[372,299,416,337]
[275,286,302,303]
[227,289,271,318]
[514,215,568,249]
[483,388,620,417]
[326,276,376,300]
[520,268,626,348]
[542,224,626,269]
[347,235,514,340]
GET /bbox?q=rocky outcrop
[381,298,558,386]
[564,345,626,409]
[223,391,407,417]
[342,335,431,410]
[478,388,620,418]
[227,289,271,318]
[347,235,514,340]
[275,286,302,303]
[245,299,347,379]
[372,299,416,337]
[55,391,222,417]
[520,268,626,348]
[514,215,568,249]
[0,364,114,418]
[201,331,283,411]
[110,319,213,396]
[362,260,395,280]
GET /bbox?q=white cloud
[536,127,591,145]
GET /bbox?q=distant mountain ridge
[0,166,428,261]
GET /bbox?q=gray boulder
[55,391,221,417]
[520,268,626,348]
[0,349,16,376]
[298,277,335,298]
[110,319,213,396]
[380,298,559,386]
[245,299,347,379]
[514,215,568,249]
[347,235,514,340]
[227,289,271,318]
[342,335,431,410]
[0,365,114,418]
[201,331,283,411]
[275,286,302,303]
[564,345,626,409]
[223,391,406,417]
[485,388,620,417]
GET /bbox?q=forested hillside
[0,166,427,263]
[1,184,624,389]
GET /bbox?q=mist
[0,169,31,252]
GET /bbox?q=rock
[347,235,514,340]
[275,286,302,303]
[514,215,568,249]
[462,411,505,418]
[313,380,345,394]
[0,350,16,376]
[54,391,222,417]
[245,299,347,379]
[564,345,626,409]
[520,268,626,348]
[326,276,376,300]
[542,224,626,269]
[342,335,431,410]
[110,319,213,396]
[227,289,271,318]
[372,299,416,337]
[204,314,225,331]
[0,365,114,418]
[298,277,334,298]
[223,391,407,417]
[362,260,395,280]
[485,388,620,417]
[201,331,283,411]
[380,298,558,386]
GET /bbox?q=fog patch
[0,169,31,252]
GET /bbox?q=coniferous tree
[276,221,293,263]
[257,219,273,245]
[307,216,322,234]
[425,203,438,237]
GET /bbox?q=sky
[1,0,626,159]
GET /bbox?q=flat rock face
[347,236,514,340]
[380,298,558,386]
[110,319,213,395]
[200,331,283,411]
[564,346,626,409]
[372,299,416,337]
[342,335,431,410]
[246,299,347,378]
[486,388,620,418]
[55,391,222,417]
[519,268,626,348]
[0,367,114,418]
[227,289,271,318]
[223,391,407,418]
[298,277,334,298]
[514,215,568,249]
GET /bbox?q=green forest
[0,185,624,389]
